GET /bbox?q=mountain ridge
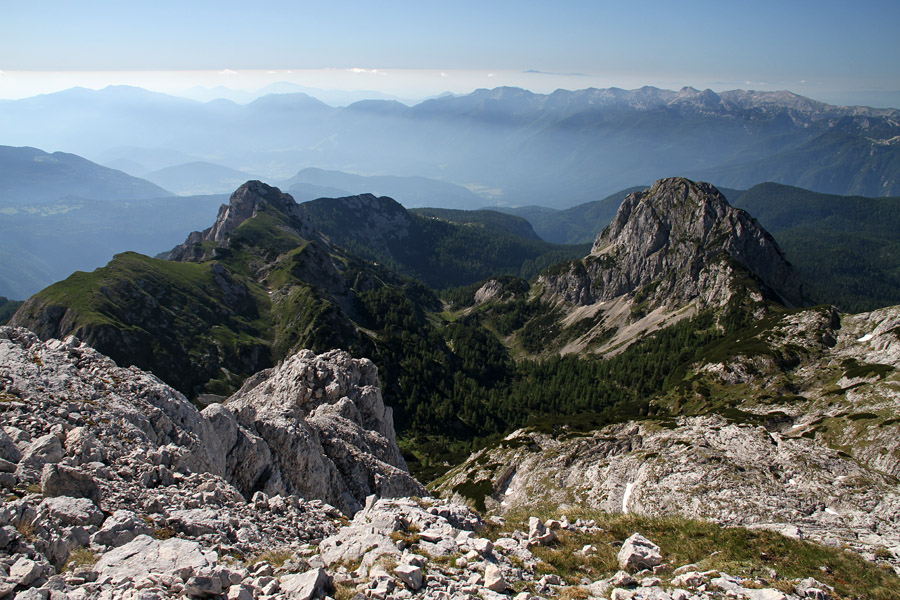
[4,85,900,206]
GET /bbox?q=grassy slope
[491,508,900,599]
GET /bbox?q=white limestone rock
[617,533,663,572]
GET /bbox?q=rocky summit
[532,178,805,355]
[167,181,320,263]
[541,178,803,310]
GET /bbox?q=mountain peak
[167,180,317,261]
[539,177,804,314]
[591,177,804,307]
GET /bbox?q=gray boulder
[94,534,217,583]
[91,510,153,549]
[40,464,101,505]
[279,567,331,600]
[9,557,42,587]
[38,496,104,527]
[0,427,22,464]
[617,533,663,572]
[16,434,63,478]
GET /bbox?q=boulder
[279,567,331,600]
[38,496,104,527]
[9,557,42,587]
[484,564,509,592]
[40,464,101,505]
[617,533,663,572]
[17,434,63,476]
[0,427,22,464]
[527,516,556,547]
[91,510,154,548]
[394,563,424,590]
[94,535,216,583]
[184,574,224,597]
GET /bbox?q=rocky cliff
[528,178,805,355]
[540,178,803,310]
[167,180,320,263]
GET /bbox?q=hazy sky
[3,0,900,107]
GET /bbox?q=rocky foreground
[0,326,894,599]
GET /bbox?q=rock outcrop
[168,180,320,262]
[540,178,803,310]
[222,348,425,514]
[0,325,431,595]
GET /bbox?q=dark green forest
[351,279,764,481]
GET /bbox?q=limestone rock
[91,510,153,549]
[617,533,663,572]
[94,535,216,583]
[223,349,425,514]
[279,567,331,600]
[9,557,42,587]
[40,465,100,505]
[37,496,104,527]
[16,434,63,478]
[394,563,424,590]
[588,177,803,308]
[484,564,509,592]
[0,427,22,464]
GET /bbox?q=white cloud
[219,69,238,76]
[487,73,495,78]
[441,72,448,78]
[348,68,379,74]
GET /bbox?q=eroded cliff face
[167,180,320,262]
[528,177,806,356]
[0,326,421,519]
[539,178,803,311]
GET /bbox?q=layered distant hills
[3,85,899,207]
[0,145,170,204]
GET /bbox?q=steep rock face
[224,349,425,515]
[0,326,422,521]
[540,178,804,310]
[168,180,319,262]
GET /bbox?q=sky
[3,0,900,107]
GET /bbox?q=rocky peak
[542,177,804,310]
[168,180,318,261]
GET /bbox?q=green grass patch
[491,508,900,598]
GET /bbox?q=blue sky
[3,0,900,106]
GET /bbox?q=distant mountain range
[3,85,899,207]
[281,168,486,209]
[142,161,258,195]
[0,145,171,204]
